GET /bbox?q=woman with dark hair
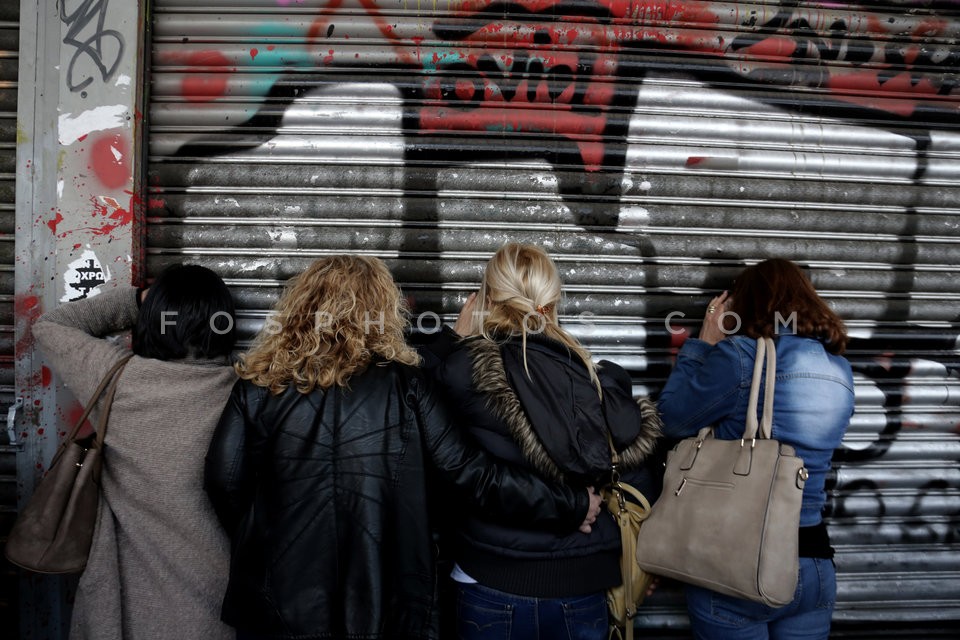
[32,264,238,640]
[658,258,855,640]
[204,255,600,640]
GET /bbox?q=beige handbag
[602,439,654,640]
[635,337,807,607]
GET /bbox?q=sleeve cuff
[678,338,713,363]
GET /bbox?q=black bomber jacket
[204,360,588,639]
[422,328,664,598]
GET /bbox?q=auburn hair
[726,258,849,354]
[236,255,421,393]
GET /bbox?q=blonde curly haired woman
[204,255,601,640]
[421,243,663,640]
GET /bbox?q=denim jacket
[658,334,854,526]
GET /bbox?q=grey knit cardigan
[32,286,237,640]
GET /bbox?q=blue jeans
[456,582,608,640]
[685,558,836,640]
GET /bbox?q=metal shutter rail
[0,0,19,630]
[148,1,960,634]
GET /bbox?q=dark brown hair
[726,258,848,354]
[134,264,236,361]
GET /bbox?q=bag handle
[603,431,634,640]
[743,337,776,441]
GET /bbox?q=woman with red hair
[659,258,855,640]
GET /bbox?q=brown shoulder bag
[5,355,132,573]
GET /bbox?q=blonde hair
[236,255,421,394]
[470,243,600,393]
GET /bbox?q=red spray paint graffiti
[216,0,956,197]
[176,50,235,102]
[90,133,131,189]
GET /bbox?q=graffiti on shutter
[148,0,960,631]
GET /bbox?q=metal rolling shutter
[0,0,19,628]
[148,1,960,634]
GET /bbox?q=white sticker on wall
[62,250,110,302]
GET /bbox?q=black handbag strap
[64,354,133,445]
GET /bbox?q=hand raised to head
[453,292,479,337]
[699,291,730,345]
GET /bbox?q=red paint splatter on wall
[250,48,259,60]
[41,366,52,387]
[15,295,40,316]
[14,294,41,355]
[86,195,134,237]
[90,133,130,189]
[47,212,64,234]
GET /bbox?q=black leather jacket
[204,359,587,639]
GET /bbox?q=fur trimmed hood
[467,337,662,483]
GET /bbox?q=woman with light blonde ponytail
[422,242,664,640]
[472,243,601,393]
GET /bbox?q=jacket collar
[466,336,661,482]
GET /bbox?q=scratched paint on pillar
[58,105,129,145]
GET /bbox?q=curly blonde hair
[236,255,421,393]
[470,243,601,393]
